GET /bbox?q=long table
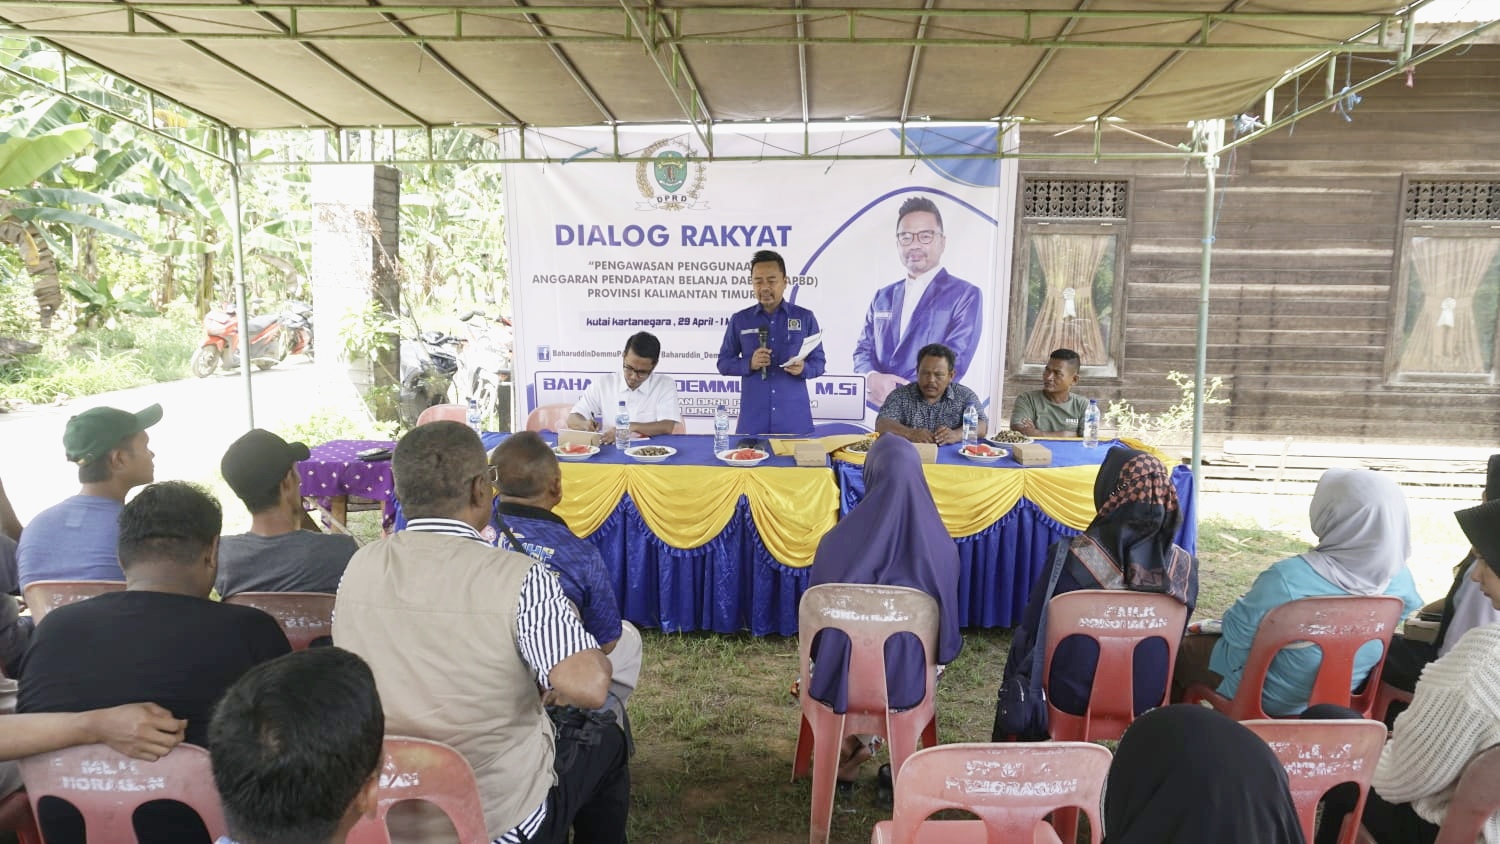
[301,435,1194,636]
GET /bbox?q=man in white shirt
[566,332,681,443]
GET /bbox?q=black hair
[917,343,956,373]
[897,195,944,231]
[239,475,286,516]
[117,481,222,570]
[76,433,136,484]
[209,647,384,844]
[489,431,559,499]
[624,332,662,364]
[1049,348,1082,371]
[751,250,786,276]
[392,421,487,520]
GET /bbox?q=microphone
[757,327,770,380]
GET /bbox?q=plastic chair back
[0,790,41,844]
[869,742,1112,844]
[18,743,225,841]
[793,583,940,844]
[1245,719,1389,844]
[23,580,126,623]
[1042,589,1189,741]
[1189,595,1405,719]
[524,403,573,432]
[223,592,335,650]
[345,737,489,844]
[1434,744,1500,844]
[415,403,469,426]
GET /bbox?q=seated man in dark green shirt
[875,343,987,446]
[1010,348,1089,437]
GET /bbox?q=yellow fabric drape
[555,464,838,568]
[1022,233,1112,366]
[1398,237,1500,374]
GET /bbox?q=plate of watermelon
[716,447,771,467]
[553,443,600,462]
[958,443,1007,463]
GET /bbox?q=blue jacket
[492,502,622,647]
[716,300,825,435]
[853,269,983,381]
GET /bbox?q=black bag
[991,542,1069,741]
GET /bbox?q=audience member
[17,404,160,589]
[1009,349,1088,437]
[0,474,20,541]
[808,435,961,783]
[995,446,1197,737]
[1103,704,1305,843]
[1173,469,1423,715]
[566,332,681,442]
[1382,454,1500,696]
[1314,499,1500,844]
[489,432,622,652]
[209,648,384,844]
[335,422,627,844]
[217,429,357,597]
[0,475,28,675]
[874,343,987,446]
[17,481,290,842]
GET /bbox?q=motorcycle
[281,300,314,359]
[398,329,461,426]
[451,310,513,430]
[191,303,287,378]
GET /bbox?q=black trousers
[524,720,631,844]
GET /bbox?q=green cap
[63,404,163,465]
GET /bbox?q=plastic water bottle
[713,404,731,453]
[1082,399,1100,448]
[614,400,630,452]
[962,403,979,447]
[466,398,482,435]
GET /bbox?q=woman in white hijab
[1174,469,1424,715]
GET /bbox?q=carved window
[1405,181,1500,222]
[1022,179,1128,220]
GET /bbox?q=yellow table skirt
[556,464,838,569]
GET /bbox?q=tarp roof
[0,0,1438,137]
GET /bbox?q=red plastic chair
[791,584,941,844]
[0,790,41,844]
[345,737,489,844]
[1244,719,1389,844]
[18,743,226,841]
[1042,589,1190,741]
[1185,595,1406,719]
[23,580,126,624]
[524,403,574,432]
[1372,680,1414,725]
[869,742,1113,844]
[415,403,469,426]
[223,592,335,651]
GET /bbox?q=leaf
[0,126,93,188]
[9,206,143,241]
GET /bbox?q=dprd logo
[636,138,708,211]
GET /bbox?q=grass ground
[0,308,200,405]
[622,487,1475,844]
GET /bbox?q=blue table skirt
[401,433,1198,635]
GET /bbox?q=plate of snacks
[986,430,1034,446]
[717,447,770,467]
[958,443,1007,463]
[553,443,600,462]
[624,445,676,463]
[843,438,876,454]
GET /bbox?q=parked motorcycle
[281,300,314,359]
[191,303,287,378]
[398,329,461,426]
[452,310,513,429]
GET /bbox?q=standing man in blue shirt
[716,249,826,436]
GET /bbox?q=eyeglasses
[896,230,942,246]
[623,363,655,378]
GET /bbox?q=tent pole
[1192,123,1221,507]
[229,130,255,429]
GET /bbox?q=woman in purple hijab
[807,435,962,778]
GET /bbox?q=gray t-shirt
[1009,390,1090,436]
[216,530,358,597]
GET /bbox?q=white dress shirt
[898,266,943,341]
[570,370,681,425]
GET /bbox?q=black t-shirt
[17,590,291,844]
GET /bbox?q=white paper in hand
[782,332,823,368]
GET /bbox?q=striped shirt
[405,518,599,843]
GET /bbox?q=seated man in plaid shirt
[874,343,988,446]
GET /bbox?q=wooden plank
[1127,281,1389,299]
[1221,439,1497,461]
[1124,327,1385,346]
[1129,313,1390,332]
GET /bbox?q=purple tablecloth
[298,440,397,528]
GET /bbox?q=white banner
[505,127,1016,433]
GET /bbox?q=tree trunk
[157,212,177,308]
[0,204,63,329]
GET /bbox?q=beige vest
[333,531,555,840]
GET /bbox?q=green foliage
[0,309,198,402]
[1104,370,1229,447]
[0,124,91,188]
[281,402,398,447]
[65,275,155,329]
[337,300,400,365]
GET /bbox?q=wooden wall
[1006,45,1500,445]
